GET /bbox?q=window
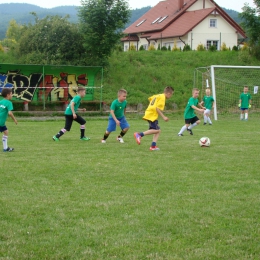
[209,19,217,28]
[152,17,161,24]
[136,19,146,27]
[158,16,168,23]
[143,44,148,50]
[124,45,129,51]
[207,40,219,50]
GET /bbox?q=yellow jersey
[143,93,166,122]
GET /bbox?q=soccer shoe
[134,132,141,145]
[80,136,90,141]
[178,134,183,136]
[3,147,14,152]
[101,139,106,143]
[117,137,124,143]
[203,122,207,125]
[150,146,160,151]
[187,128,193,135]
[52,136,60,141]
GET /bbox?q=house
[121,0,246,51]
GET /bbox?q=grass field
[1,114,260,259]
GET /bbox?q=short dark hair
[164,86,174,94]
[1,88,12,97]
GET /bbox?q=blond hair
[118,89,127,95]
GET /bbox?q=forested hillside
[0,3,242,40]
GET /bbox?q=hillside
[0,3,242,40]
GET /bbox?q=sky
[0,0,255,12]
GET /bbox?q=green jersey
[184,97,199,119]
[109,99,127,119]
[203,95,214,110]
[65,95,81,115]
[240,92,251,108]
[0,99,13,127]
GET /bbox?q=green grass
[1,116,260,259]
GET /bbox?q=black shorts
[148,120,160,130]
[185,116,199,125]
[64,114,86,131]
[0,125,7,132]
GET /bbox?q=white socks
[188,123,197,130]
[245,113,248,120]
[2,135,8,150]
[178,125,187,135]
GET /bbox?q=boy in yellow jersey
[134,86,174,151]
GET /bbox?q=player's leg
[1,127,14,152]
[240,108,245,120]
[206,109,212,125]
[101,117,116,143]
[244,109,249,120]
[117,117,130,143]
[178,121,190,136]
[53,115,72,141]
[75,115,89,140]
[203,110,208,125]
[187,117,200,135]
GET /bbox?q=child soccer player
[0,88,18,152]
[239,86,251,121]
[201,88,214,125]
[178,88,205,136]
[101,89,129,143]
[52,87,90,141]
[134,86,174,151]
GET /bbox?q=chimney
[178,0,184,10]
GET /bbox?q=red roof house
[121,0,246,51]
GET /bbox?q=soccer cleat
[178,134,183,136]
[52,136,60,141]
[209,123,212,125]
[80,136,90,141]
[3,147,14,152]
[101,139,106,143]
[187,128,193,135]
[203,122,207,125]
[117,137,124,143]
[134,132,141,145]
[150,146,160,151]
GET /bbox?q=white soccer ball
[199,137,210,147]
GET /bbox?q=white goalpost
[194,65,260,120]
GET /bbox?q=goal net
[194,66,260,120]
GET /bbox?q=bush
[209,45,217,52]
[148,44,156,51]
[168,45,171,51]
[139,45,145,51]
[183,44,191,51]
[0,44,4,53]
[172,41,180,52]
[197,44,205,51]
[232,45,238,51]
[157,44,161,50]
[221,42,229,51]
[241,43,249,51]
[161,46,167,51]
[129,43,136,51]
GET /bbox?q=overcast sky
[0,0,255,12]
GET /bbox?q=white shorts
[204,109,211,115]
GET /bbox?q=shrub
[129,43,136,51]
[183,44,191,51]
[168,45,171,51]
[232,45,238,51]
[209,45,217,52]
[172,40,180,52]
[197,44,205,51]
[161,46,167,51]
[139,45,145,51]
[0,44,4,53]
[241,43,249,51]
[221,42,228,51]
[157,44,161,50]
[148,44,156,51]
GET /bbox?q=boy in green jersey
[101,89,129,143]
[178,88,205,136]
[239,86,251,121]
[0,88,18,152]
[52,87,90,141]
[201,88,215,125]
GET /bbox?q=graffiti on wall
[0,70,90,102]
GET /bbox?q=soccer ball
[199,137,210,147]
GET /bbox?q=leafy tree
[78,0,130,66]
[17,14,85,65]
[6,19,23,42]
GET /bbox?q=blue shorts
[240,108,248,111]
[106,116,130,132]
[0,125,7,132]
[148,120,160,130]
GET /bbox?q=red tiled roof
[121,35,139,42]
[124,0,197,34]
[149,8,215,40]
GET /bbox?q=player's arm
[8,111,18,125]
[70,102,77,119]
[78,108,86,112]
[191,105,204,113]
[110,110,120,126]
[156,107,169,122]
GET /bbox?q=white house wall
[187,0,215,11]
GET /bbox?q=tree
[6,19,23,42]
[78,0,130,66]
[17,14,85,65]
